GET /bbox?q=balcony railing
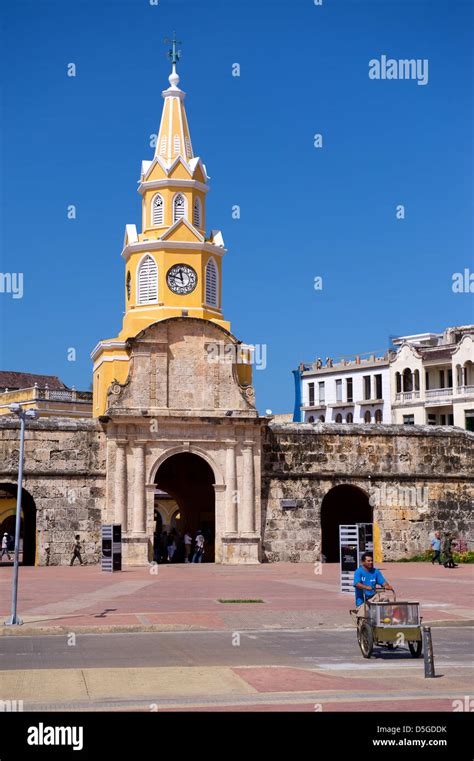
[425,387,453,400]
[395,391,421,402]
[456,385,474,396]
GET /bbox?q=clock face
[166,264,198,295]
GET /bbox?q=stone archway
[320,484,372,563]
[154,452,216,562]
[0,484,37,566]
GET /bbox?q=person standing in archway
[184,531,193,563]
[1,532,11,561]
[192,530,205,563]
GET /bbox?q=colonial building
[0,372,92,419]
[90,48,262,565]
[294,325,474,431]
[390,326,474,430]
[294,353,391,424]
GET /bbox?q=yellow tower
[91,43,233,416]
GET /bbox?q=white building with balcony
[390,325,474,430]
[297,353,391,424]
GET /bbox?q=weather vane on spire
[164,32,181,67]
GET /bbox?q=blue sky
[0,0,472,412]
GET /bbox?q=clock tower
[92,39,233,416]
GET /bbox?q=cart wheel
[408,640,423,658]
[359,622,373,658]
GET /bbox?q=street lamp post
[4,403,38,626]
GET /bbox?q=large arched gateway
[0,484,37,566]
[320,484,372,563]
[154,452,216,562]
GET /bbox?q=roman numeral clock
[166,264,198,295]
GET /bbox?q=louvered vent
[152,195,164,225]
[173,194,185,222]
[205,259,218,307]
[137,255,158,304]
[193,198,201,227]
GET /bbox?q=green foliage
[395,550,474,563]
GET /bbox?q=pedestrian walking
[430,531,442,565]
[167,531,177,562]
[184,531,192,563]
[70,534,83,566]
[1,532,11,561]
[443,535,458,568]
[192,529,205,563]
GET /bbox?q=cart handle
[363,586,397,602]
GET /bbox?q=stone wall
[262,423,474,562]
[0,417,106,565]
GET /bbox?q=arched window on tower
[185,137,192,158]
[364,410,371,424]
[173,193,186,223]
[205,258,218,307]
[152,194,164,226]
[346,412,353,424]
[137,255,158,305]
[335,413,343,423]
[173,134,180,155]
[193,197,202,228]
[126,271,131,301]
[375,409,382,424]
[159,136,167,155]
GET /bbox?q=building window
[346,377,353,403]
[335,413,343,423]
[363,376,371,400]
[346,412,353,423]
[403,415,415,425]
[439,370,445,389]
[126,271,131,301]
[318,382,325,403]
[205,258,218,307]
[308,416,315,423]
[375,374,382,399]
[425,371,430,390]
[336,379,342,402]
[308,382,315,406]
[465,411,474,432]
[427,414,437,425]
[137,254,158,304]
[173,193,186,222]
[173,134,180,154]
[364,410,371,424]
[159,136,167,155]
[193,197,202,228]
[448,369,453,388]
[403,368,413,392]
[448,414,454,425]
[375,409,382,424]
[318,415,325,423]
[185,136,192,158]
[396,372,401,393]
[152,194,164,226]
[414,369,420,391]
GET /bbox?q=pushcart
[350,587,423,659]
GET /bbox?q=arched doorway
[0,484,37,566]
[154,453,216,562]
[320,484,372,563]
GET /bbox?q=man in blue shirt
[353,552,393,610]
[431,532,442,565]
